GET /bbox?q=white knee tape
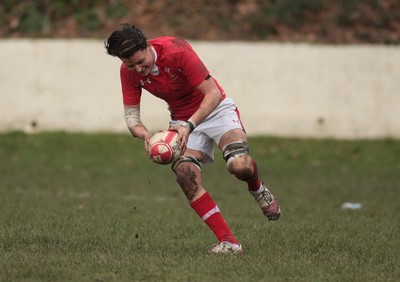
[172,156,202,172]
[222,141,249,166]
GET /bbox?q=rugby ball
[148,130,181,164]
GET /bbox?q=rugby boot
[208,241,243,255]
[251,183,281,220]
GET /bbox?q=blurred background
[1,0,399,138]
[2,0,399,43]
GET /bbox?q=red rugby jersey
[120,36,226,121]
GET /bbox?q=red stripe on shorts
[235,107,246,133]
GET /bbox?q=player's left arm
[173,76,223,151]
[168,39,223,150]
[191,76,223,126]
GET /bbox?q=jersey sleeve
[120,64,142,106]
[173,39,209,88]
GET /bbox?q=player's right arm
[124,104,152,150]
[120,65,152,148]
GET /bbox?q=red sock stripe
[190,192,216,218]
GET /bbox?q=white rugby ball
[148,130,181,164]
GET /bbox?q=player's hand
[143,132,152,155]
[169,123,190,154]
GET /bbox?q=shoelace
[255,189,274,206]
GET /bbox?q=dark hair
[104,24,148,59]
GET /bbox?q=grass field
[0,132,399,281]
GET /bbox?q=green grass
[0,132,399,281]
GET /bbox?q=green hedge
[1,0,398,43]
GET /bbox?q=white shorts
[170,98,245,163]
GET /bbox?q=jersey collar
[150,46,159,75]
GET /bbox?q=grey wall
[1,39,399,139]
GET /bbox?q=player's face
[121,43,155,76]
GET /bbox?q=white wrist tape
[124,106,141,129]
[187,118,197,128]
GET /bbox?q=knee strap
[222,141,249,166]
[172,156,202,172]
